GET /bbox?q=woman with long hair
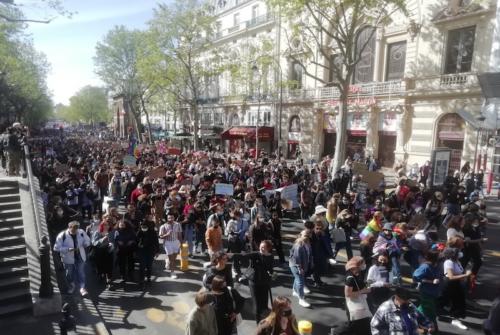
[211,275,244,335]
[446,215,465,241]
[91,218,114,288]
[255,296,299,335]
[289,230,313,308]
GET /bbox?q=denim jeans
[333,237,353,260]
[390,253,401,282]
[65,260,86,289]
[290,265,305,299]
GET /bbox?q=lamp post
[473,115,486,173]
[252,63,261,159]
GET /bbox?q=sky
[25,0,166,105]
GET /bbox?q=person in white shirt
[159,214,183,279]
[446,215,465,241]
[53,221,91,296]
[367,253,391,311]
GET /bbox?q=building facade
[194,0,498,171]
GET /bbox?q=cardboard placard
[149,167,166,179]
[215,183,234,196]
[277,184,299,208]
[167,147,182,156]
[353,162,368,174]
[123,155,137,167]
[359,171,385,190]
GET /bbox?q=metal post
[474,128,480,173]
[39,235,54,298]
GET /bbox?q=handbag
[332,226,346,243]
[345,276,372,321]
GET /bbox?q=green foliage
[60,86,109,124]
[0,10,53,127]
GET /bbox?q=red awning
[348,130,367,136]
[221,126,274,141]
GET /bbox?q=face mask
[473,223,479,228]
[57,210,64,216]
[141,227,148,232]
[458,252,464,259]
[360,264,366,271]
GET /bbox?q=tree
[94,26,153,142]
[0,17,53,127]
[0,0,73,23]
[142,0,217,150]
[267,0,407,174]
[63,86,109,125]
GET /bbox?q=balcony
[211,13,275,41]
[228,25,240,33]
[246,13,274,29]
[410,72,480,95]
[282,80,406,102]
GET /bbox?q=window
[353,27,376,83]
[289,116,301,132]
[291,61,303,89]
[201,112,212,125]
[385,41,407,81]
[233,13,240,26]
[328,54,343,84]
[214,112,223,125]
[444,26,475,74]
[252,5,259,19]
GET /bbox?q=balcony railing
[282,80,406,101]
[212,13,275,41]
[412,72,479,92]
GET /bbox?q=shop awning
[221,126,274,141]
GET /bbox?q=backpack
[6,134,20,151]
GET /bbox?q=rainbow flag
[133,145,141,159]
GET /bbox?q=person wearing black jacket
[233,240,274,323]
[211,275,245,335]
[136,222,159,286]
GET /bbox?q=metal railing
[212,13,275,41]
[413,72,479,91]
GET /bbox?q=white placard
[215,183,234,196]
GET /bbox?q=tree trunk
[331,95,348,176]
[127,99,142,142]
[140,96,153,144]
[192,103,199,151]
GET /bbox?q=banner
[279,184,299,208]
[215,183,234,196]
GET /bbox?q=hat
[314,205,327,215]
[383,223,393,231]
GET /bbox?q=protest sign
[278,184,299,208]
[215,183,234,196]
[123,155,137,167]
[167,147,182,156]
[149,167,166,179]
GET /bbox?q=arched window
[353,26,376,83]
[289,115,301,132]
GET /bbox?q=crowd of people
[9,125,497,335]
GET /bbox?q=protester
[289,231,313,308]
[185,289,218,335]
[370,287,434,335]
[136,221,160,286]
[159,214,183,279]
[114,220,137,282]
[344,256,371,334]
[91,219,115,289]
[54,220,91,296]
[210,275,244,335]
[255,296,299,335]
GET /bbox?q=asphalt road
[83,199,500,335]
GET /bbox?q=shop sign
[327,97,377,107]
[379,112,397,132]
[323,114,337,133]
[347,113,368,130]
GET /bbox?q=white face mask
[472,223,479,228]
[458,252,464,259]
[141,227,148,232]
[360,264,366,271]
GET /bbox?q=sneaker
[171,272,178,279]
[292,290,299,298]
[451,319,468,330]
[303,286,311,294]
[67,283,75,294]
[298,299,311,308]
[328,258,337,265]
[80,288,89,297]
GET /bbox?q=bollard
[39,235,54,298]
[180,243,189,271]
[298,320,312,335]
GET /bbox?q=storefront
[346,112,367,160]
[287,116,301,159]
[323,113,337,157]
[378,112,397,167]
[436,113,465,173]
[221,126,274,153]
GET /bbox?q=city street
[78,198,500,335]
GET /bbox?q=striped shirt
[160,222,182,243]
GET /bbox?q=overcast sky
[26,0,165,105]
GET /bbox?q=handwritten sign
[215,183,234,196]
[278,184,299,208]
[123,155,137,167]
